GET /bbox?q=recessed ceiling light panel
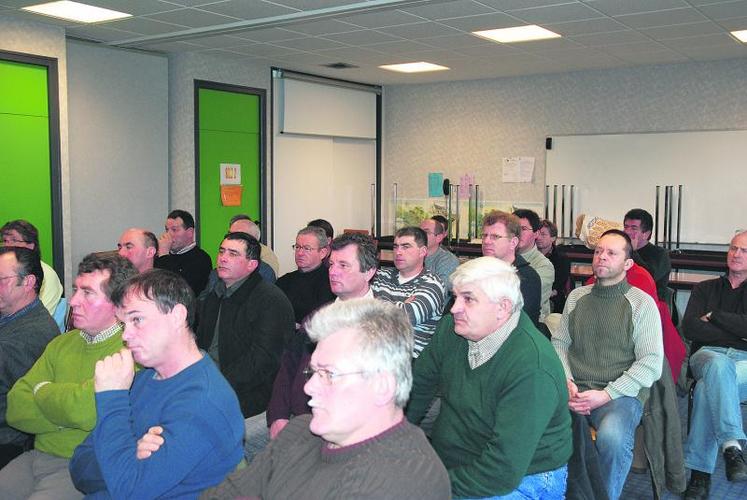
[473,25,561,43]
[379,62,449,73]
[22,1,132,23]
[731,30,747,43]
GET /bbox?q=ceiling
[3,0,747,85]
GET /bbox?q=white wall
[382,58,747,238]
[67,40,168,270]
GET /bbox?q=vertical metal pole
[552,185,558,225]
[569,185,575,239]
[446,188,452,246]
[668,185,674,250]
[544,185,549,220]
[370,184,376,236]
[561,184,566,238]
[663,185,669,249]
[475,185,480,238]
[454,185,461,244]
[392,183,398,234]
[655,185,660,246]
[677,185,682,249]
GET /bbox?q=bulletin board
[195,82,264,261]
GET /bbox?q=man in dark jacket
[196,232,294,418]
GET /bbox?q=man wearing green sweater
[0,254,136,499]
[408,256,572,499]
[552,230,663,500]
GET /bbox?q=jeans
[685,347,747,473]
[461,464,568,499]
[587,396,643,500]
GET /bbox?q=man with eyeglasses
[513,209,555,322]
[0,248,58,469]
[200,299,450,500]
[371,227,446,358]
[1,220,63,314]
[681,230,747,500]
[276,226,335,327]
[195,232,294,419]
[481,210,541,325]
[420,217,459,292]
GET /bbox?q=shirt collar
[79,322,123,345]
[0,297,41,328]
[467,310,521,369]
[171,242,196,255]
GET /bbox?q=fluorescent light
[732,30,747,43]
[379,62,450,73]
[22,1,131,23]
[473,25,561,43]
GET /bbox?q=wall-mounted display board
[0,52,62,279]
[546,130,747,245]
[195,81,264,261]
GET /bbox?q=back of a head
[78,253,138,301]
[307,219,334,240]
[305,298,413,408]
[229,214,261,239]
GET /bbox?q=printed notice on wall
[220,163,241,185]
[502,157,534,183]
[428,172,444,197]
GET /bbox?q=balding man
[117,228,158,273]
[0,248,58,468]
[229,214,279,276]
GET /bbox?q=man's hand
[700,312,712,322]
[158,232,172,256]
[566,379,579,399]
[136,426,164,460]
[568,388,611,415]
[94,348,135,393]
[269,419,289,440]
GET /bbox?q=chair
[52,297,68,333]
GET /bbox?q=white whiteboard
[546,130,747,245]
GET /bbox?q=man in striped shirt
[372,227,446,358]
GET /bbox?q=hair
[77,253,137,301]
[513,209,541,232]
[223,232,261,261]
[624,208,653,234]
[330,233,378,273]
[298,226,329,249]
[142,230,158,251]
[167,209,195,230]
[307,219,334,240]
[111,269,196,328]
[394,226,427,248]
[539,219,558,238]
[1,219,41,256]
[305,298,413,408]
[430,215,448,235]
[482,210,521,238]
[450,256,524,313]
[229,214,261,239]
[600,229,634,260]
[0,246,43,294]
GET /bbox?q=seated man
[69,269,244,498]
[228,214,278,279]
[276,226,335,326]
[155,209,213,296]
[0,248,59,468]
[514,209,555,321]
[481,210,541,325]
[0,254,136,500]
[200,299,451,499]
[371,226,446,357]
[552,230,663,500]
[681,230,747,499]
[196,232,294,418]
[536,219,571,314]
[623,208,671,301]
[2,220,63,314]
[408,257,572,498]
[116,227,158,273]
[421,216,459,291]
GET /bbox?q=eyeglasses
[303,366,366,385]
[1,238,28,246]
[482,233,511,242]
[292,244,320,253]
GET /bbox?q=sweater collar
[0,297,41,327]
[591,278,631,298]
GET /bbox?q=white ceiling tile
[662,32,741,48]
[507,3,603,24]
[273,36,347,50]
[420,33,495,49]
[478,0,577,10]
[439,12,524,31]
[136,40,204,52]
[337,9,424,28]
[102,17,188,35]
[599,40,671,56]
[197,0,298,19]
[77,0,181,16]
[454,43,518,57]
[378,21,463,39]
[282,19,358,35]
[697,0,747,20]
[366,39,441,54]
[268,0,361,10]
[513,37,586,52]
[402,0,497,21]
[615,49,690,65]
[544,17,628,36]
[570,29,651,46]
[145,7,239,27]
[614,8,708,29]
[639,21,725,40]
[676,44,747,59]
[584,0,689,17]
[66,24,138,42]
[321,29,401,45]
[182,34,248,47]
[717,14,747,30]
[229,27,307,42]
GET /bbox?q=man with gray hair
[408,257,572,499]
[276,226,335,326]
[201,299,450,499]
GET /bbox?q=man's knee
[692,349,735,380]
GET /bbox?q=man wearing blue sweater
[69,269,244,499]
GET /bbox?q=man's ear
[320,246,330,260]
[170,303,188,327]
[371,371,397,407]
[22,274,37,291]
[146,246,157,259]
[623,258,634,272]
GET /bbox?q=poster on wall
[428,172,444,197]
[502,157,534,183]
[220,163,242,185]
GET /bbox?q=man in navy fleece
[69,269,244,498]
